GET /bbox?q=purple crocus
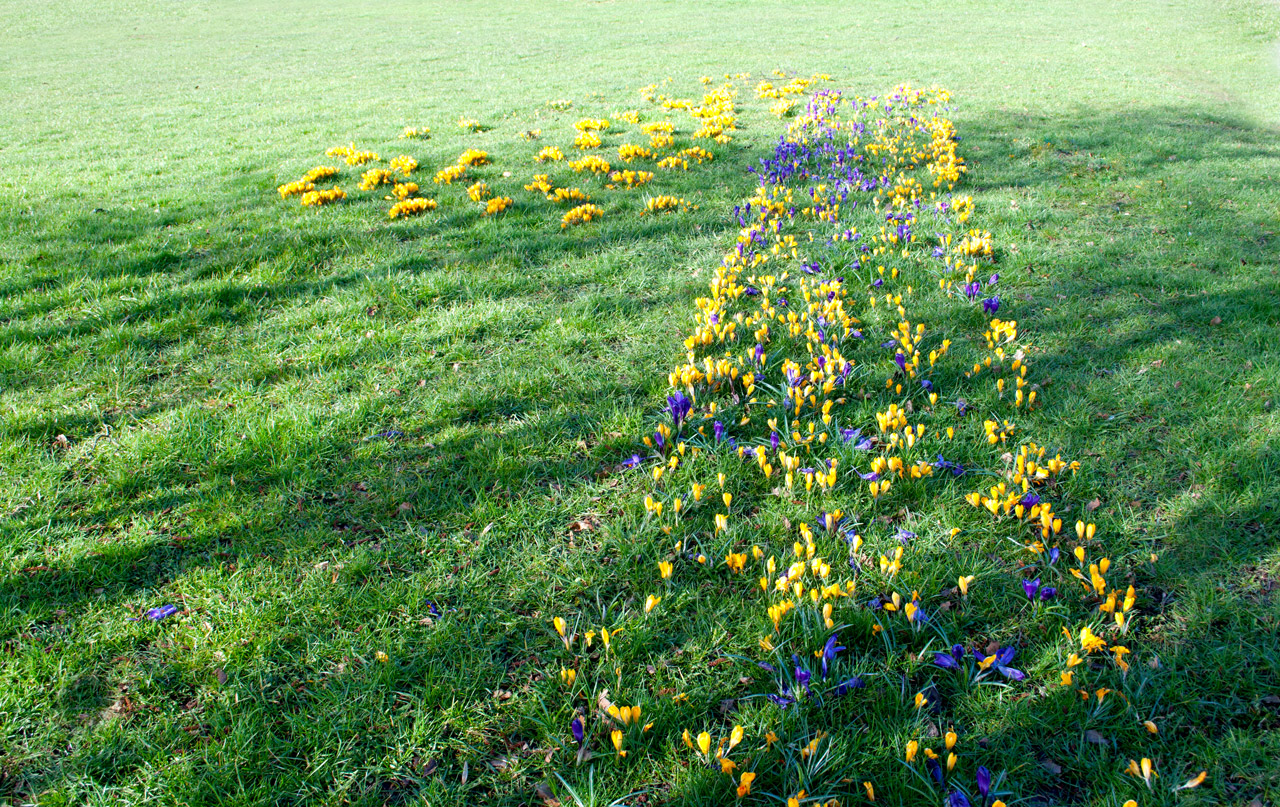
[820,633,846,678]
[928,757,944,784]
[894,352,908,372]
[713,421,725,442]
[146,604,179,621]
[982,296,1000,315]
[1023,577,1041,601]
[832,676,865,696]
[1040,586,1057,601]
[977,766,991,798]
[934,643,966,670]
[948,791,971,807]
[665,391,692,429]
[622,454,642,468]
[571,717,585,744]
[983,647,1026,681]
[792,655,812,695]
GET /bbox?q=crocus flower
[1023,577,1041,600]
[571,717,585,744]
[982,296,1000,314]
[979,647,1026,681]
[977,766,991,798]
[622,454,642,468]
[832,676,864,696]
[821,633,845,678]
[665,391,692,429]
[713,421,725,442]
[792,655,812,695]
[146,604,179,621]
[927,757,944,784]
[948,791,971,807]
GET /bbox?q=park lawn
[1,1,1279,805]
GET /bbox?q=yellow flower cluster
[535,146,565,162]
[303,166,338,182]
[568,155,611,174]
[560,203,603,228]
[400,126,429,139]
[617,143,653,162]
[519,128,541,140]
[573,130,602,149]
[359,168,396,191]
[573,117,610,132]
[680,146,714,163]
[607,170,653,189]
[649,133,674,149]
[770,98,798,118]
[457,117,482,131]
[300,187,345,206]
[277,179,314,198]
[613,110,641,124]
[483,196,513,216]
[457,149,490,167]
[387,197,437,218]
[467,181,490,202]
[524,174,554,193]
[641,195,690,214]
[326,143,379,165]
[433,164,468,184]
[389,182,419,200]
[388,154,417,175]
[547,187,589,203]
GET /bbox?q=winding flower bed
[541,85,1204,806]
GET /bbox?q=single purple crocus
[1048,547,1061,565]
[792,655,812,695]
[758,661,777,674]
[821,633,846,678]
[987,647,1026,681]
[977,766,991,798]
[1040,586,1057,601]
[948,790,971,807]
[982,296,1000,315]
[665,391,692,429]
[921,379,934,392]
[622,454,642,468]
[928,757,944,784]
[894,352,908,372]
[858,470,880,481]
[1023,577,1041,601]
[653,430,665,451]
[767,694,794,708]
[713,421,725,442]
[896,528,916,545]
[771,431,781,451]
[571,716,585,744]
[988,273,999,287]
[832,676,864,696]
[146,604,179,621]
[1019,492,1041,507]
[427,602,441,618]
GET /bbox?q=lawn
[1,1,1279,805]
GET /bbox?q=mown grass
[1,1,1279,805]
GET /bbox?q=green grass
[2,1,1279,805]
